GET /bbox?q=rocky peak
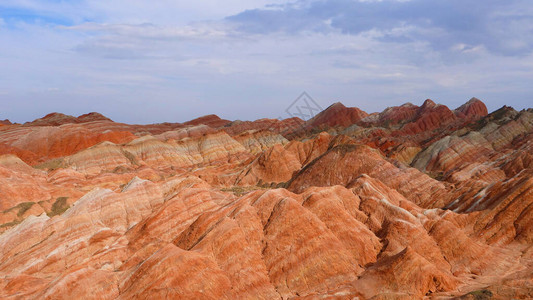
[306,101,368,128]
[77,112,113,123]
[421,99,437,109]
[25,112,78,126]
[25,112,113,127]
[455,97,488,120]
[328,102,347,110]
[0,98,531,299]
[184,114,231,128]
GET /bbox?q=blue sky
[1,0,532,124]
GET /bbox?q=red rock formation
[306,102,368,128]
[77,112,113,123]
[236,131,332,185]
[25,112,112,127]
[354,246,460,298]
[231,130,288,154]
[399,99,458,135]
[455,97,489,120]
[24,112,79,126]
[288,144,452,208]
[0,155,50,211]
[360,102,419,127]
[223,117,304,136]
[155,124,216,141]
[1,175,525,299]
[0,98,532,299]
[0,124,136,165]
[183,114,231,128]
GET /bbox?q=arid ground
[0,98,532,299]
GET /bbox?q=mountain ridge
[0,97,531,299]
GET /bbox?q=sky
[0,0,532,124]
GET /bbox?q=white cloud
[0,0,532,124]
[64,22,231,40]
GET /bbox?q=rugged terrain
[0,98,532,299]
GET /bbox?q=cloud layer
[1,0,532,123]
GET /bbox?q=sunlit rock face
[1,99,532,299]
[454,97,489,120]
[306,102,369,128]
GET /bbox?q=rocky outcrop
[0,155,50,211]
[1,176,524,299]
[25,112,112,127]
[232,130,288,154]
[236,132,332,185]
[306,102,368,128]
[360,102,419,127]
[288,144,452,208]
[399,99,458,135]
[0,124,136,165]
[223,117,304,136]
[354,246,460,298]
[454,97,489,120]
[183,114,231,128]
[154,124,215,141]
[0,98,532,299]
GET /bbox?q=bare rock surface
[1,98,532,299]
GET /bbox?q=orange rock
[0,124,136,165]
[288,144,452,208]
[0,101,532,299]
[399,99,457,135]
[223,117,304,136]
[232,130,288,154]
[354,246,460,298]
[359,102,419,127]
[306,102,368,128]
[25,112,112,127]
[183,114,231,128]
[119,244,234,299]
[454,97,489,120]
[236,131,332,185]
